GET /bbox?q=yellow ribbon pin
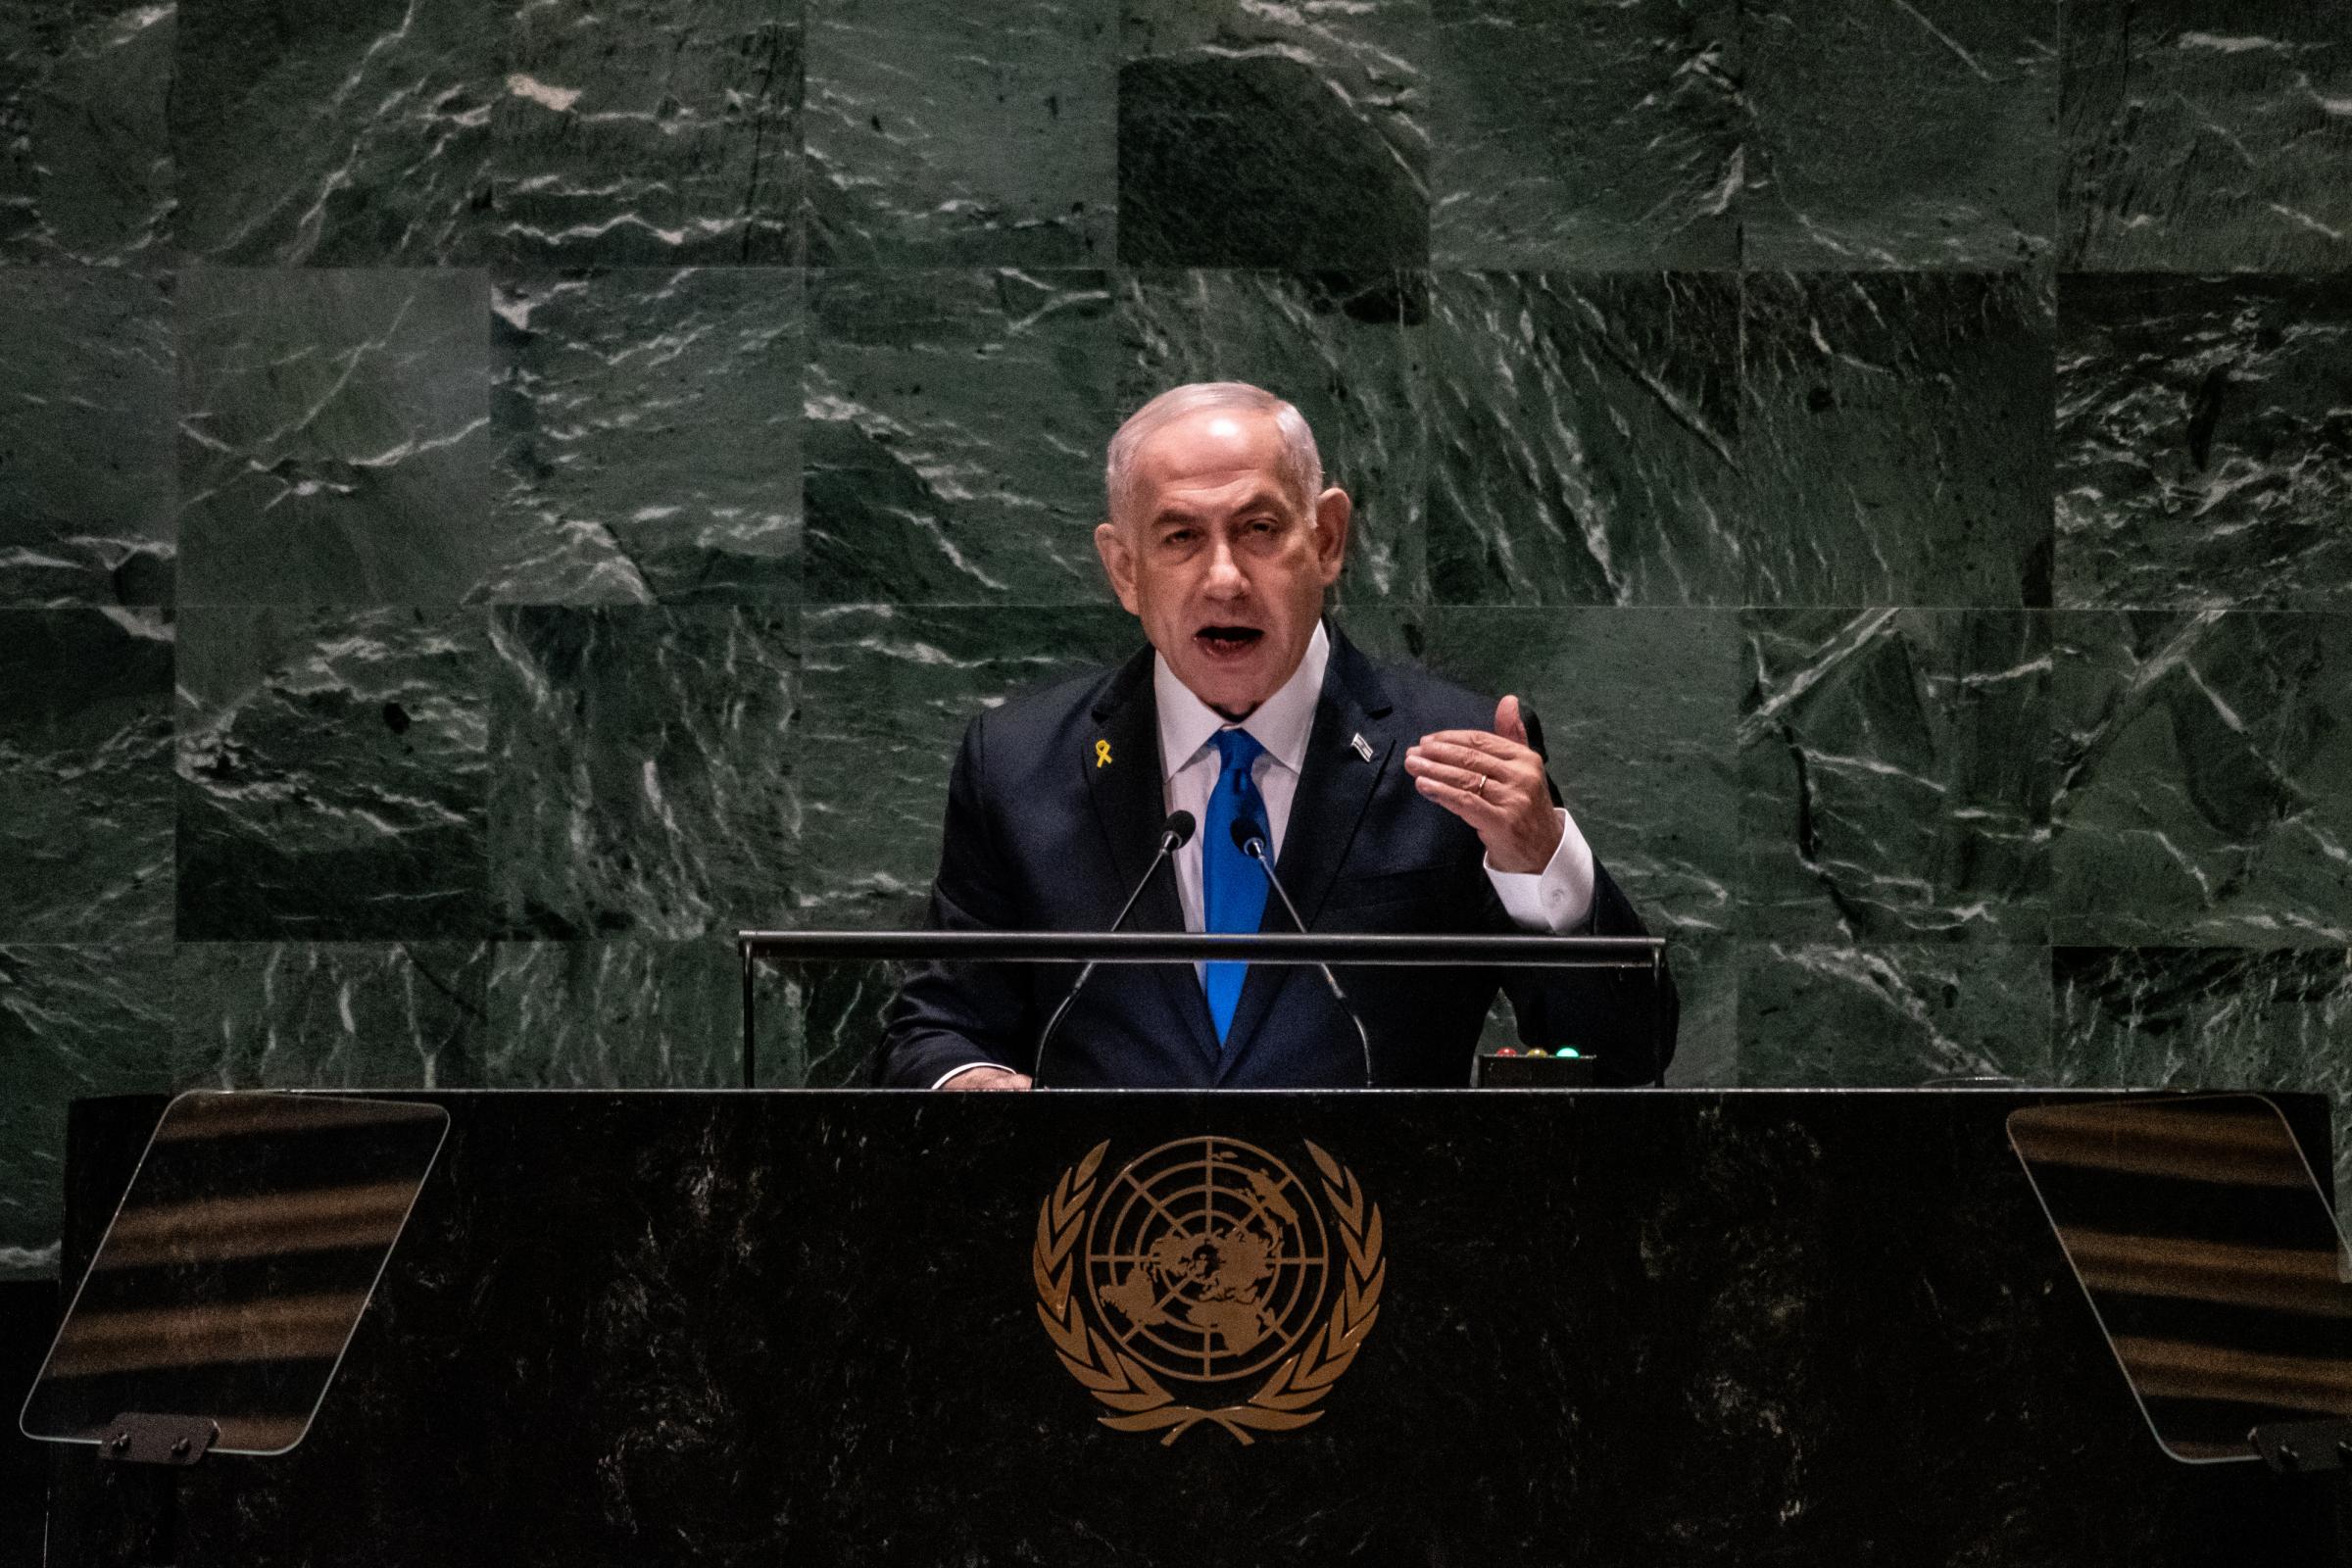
[1094,739,1112,768]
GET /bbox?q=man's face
[1094,409,1350,719]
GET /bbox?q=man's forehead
[1148,469,1291,516]
[1131,408,1285,475]
[1129,410,1296,511]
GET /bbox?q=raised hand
[1402,695,1563,875]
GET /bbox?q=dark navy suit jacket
[876,625,1679,1089]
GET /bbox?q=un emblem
[1033,1137,1385,1444]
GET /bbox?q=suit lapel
[1085,650,1221,1072]
[1214,627,1397,1081]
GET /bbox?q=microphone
[1033,809,1196,1088]
[1229,816,1375,1088]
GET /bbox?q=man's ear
[1094,520,1141,614]
[1312,488,1351,585]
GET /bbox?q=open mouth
[1195,625,1264,659]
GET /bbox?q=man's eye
[1247,517,1277,535]
[1161,528,1197,547]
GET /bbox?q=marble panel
[491,0,804,266]
[1742,0,2056,269]
[804,0,1114,265]
[796,604,1138,927]
[176,269,495,607]
[0,0,172,265]
[487,606,799,939]
[1740,610,2051,943]
[803,268,1117,604]
[1659,933,1736,1087]
[1118,270,1424,603]
[0,945,173,1279]
[0,609,174,944]
[773,955,884,1087]
[485,939,748,1087]
[170,0,494,264]
[0,270,174,607]
[1738,941,2054,1085]
[490,268,802,605]
[1742,270,2055,608]
[2056,273,2352,611]
[1424,271,1743,606]
[1118,0,1429,268]
[2062,0,2352,271]
[2052,611,2352,947]
[1425,0,1740,270]
[175,607,489,941]
[172,940,490,1088]
[1338,607,1740,938]
[2052,945,2352,1199]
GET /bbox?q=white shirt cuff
[931,1061,1004,1090]
[1484,808,1595,933]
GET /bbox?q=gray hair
[1103,381,1324,527]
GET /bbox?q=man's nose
[1201,536,1247,597]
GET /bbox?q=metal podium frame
[733,929,1669,1089]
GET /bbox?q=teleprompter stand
[2012,1094,2352,1564]
[19,1092,448,1568]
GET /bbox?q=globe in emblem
[1083,1137,1331,1384]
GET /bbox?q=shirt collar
[1155,620,1329,781]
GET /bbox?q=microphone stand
[1033,811,1196,1088]
[1235,820,1376,1088]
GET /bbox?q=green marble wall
[4,0,2350,1277]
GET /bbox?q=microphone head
[1162,809,1197,850]
[1230,815,1268,858]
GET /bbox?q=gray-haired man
[878,382,1677,1090]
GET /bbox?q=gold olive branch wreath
[1032,1139,1385,1446]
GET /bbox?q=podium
[32,1087,2344,1565]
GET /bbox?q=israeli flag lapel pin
[1350,732,1374,762]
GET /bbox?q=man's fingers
[1408,739,1543,803]
[941,1066,1033,1091]
[1407,743,1532,801]
[1418,727,1516,757]
[1411,736,1529,774]
[1413,771,1506,824]
[1408,753,1504,798]
[1403,746,1481,794]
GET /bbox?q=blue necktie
[1202,728,1269,1047]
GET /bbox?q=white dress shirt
[934,623,1595,1085]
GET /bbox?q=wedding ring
[1471,772,1488,798]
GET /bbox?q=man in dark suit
[877,383,1677,1090]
